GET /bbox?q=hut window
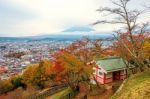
[99,72,103,76]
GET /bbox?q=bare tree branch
[93,0,150,72]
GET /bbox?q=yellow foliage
[42,60,53,76]
[143,38,150,59]
[22,64,39,84]
[0,79,14,93]
[22,59,53,86]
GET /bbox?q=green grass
[111,71,150,99]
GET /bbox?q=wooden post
[96,66,98,80]
[103,73,106,84]
[119,71,120,80]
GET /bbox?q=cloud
[0,0,149,37]
[0,0,36,24]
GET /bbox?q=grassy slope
[112,71,150,99]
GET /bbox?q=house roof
[96,58,127,73]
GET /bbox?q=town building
[0,66,8,74]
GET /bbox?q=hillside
[112,71,150,99]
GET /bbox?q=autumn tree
[65,38,104,63]
[51,51,93,91]
[94,0,150,72]
[62,38,106,88]
[22,59,53,88]
[22,64,39,85]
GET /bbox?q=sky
[0,0,150,37]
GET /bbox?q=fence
[25,83,88,99]
[57,90,88,99]
[59,90,77,99]
[25,84,68,99]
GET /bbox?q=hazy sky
[0,0,150,37]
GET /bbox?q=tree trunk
[92,75,100,88]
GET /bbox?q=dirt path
[87,81,122,99]
[74,81,122,99]
[0,95,7,99]
[87,89,114,99]
[73,88,114,99]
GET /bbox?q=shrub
[11,76,26,89]
[0,80,13,94]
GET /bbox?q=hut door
[113,71,120,80]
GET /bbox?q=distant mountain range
[0,26,114,42]
[0,34,114,42]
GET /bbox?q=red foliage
[53,60,65,73]
[55,76,63,81]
